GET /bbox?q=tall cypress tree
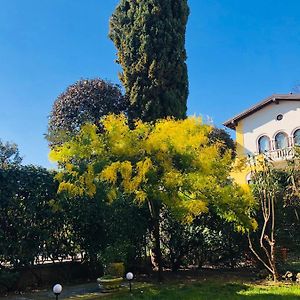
[109,0,189,122]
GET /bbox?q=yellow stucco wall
[231,120,251,185]
[235,121,244,157]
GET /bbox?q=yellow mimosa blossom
[50,114,256,230]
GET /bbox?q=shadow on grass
[107,282,300,300]
[4,281,299,300]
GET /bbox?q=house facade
[223,94,300,185]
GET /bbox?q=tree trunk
[270,241,279,281]
[153,216,163,281]
[248,233,279,282]
[248,161,279,282]
[148,199,163,281]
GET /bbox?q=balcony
[263,147,295,161]
[247,147,297,166]
[256,133,300,163]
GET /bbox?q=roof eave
[223,94,300,130]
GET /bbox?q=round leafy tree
[109,0,189,121]
[47,79,127,146]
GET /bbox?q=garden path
[1,282,105,300]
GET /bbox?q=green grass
[4,274,300,300]
[108,282,300,300]
[65,281,300,300]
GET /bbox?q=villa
[223,93,300,185]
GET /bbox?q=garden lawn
[3,271,300,300]
[71,282,300,300]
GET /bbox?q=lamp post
[53,284,63,300]
[126,272,134,292]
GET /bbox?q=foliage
[105,263,125,277]
[274,171,300,254]
[275,149,300,256]
[50,114,256,279]
[161,208,248,271]
[0,139,22,168]
[248,150,300,280]
[208,128,236,157]
[285,146,300,207]
[109,0,189,121]
[60,194,107,265]
[0,163,147,273]
[0,164,102,268]
[102,197,149,268]
[0,165,60,267]
[248,157,281,281]
[0,269,19,293]
[50,114,254,228]
[47,78,127,146]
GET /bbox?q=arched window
[258,135,270,153]
[275,132,288,149]
[294,129,300,146]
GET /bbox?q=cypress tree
[109,0,189,122]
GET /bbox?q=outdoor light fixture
[53,284,63,300]
[126,272,134,292]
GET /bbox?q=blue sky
[1,0,300,168]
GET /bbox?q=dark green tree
[209,128,236,157]
[109,0,189,121]
[161,207,248,272]
[47,78,127,146]
[0,165,60,267]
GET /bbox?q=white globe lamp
[53,284,63,299]
[126,272,134,281]
[126,272,134,292]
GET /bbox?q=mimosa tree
[50,115,256,280]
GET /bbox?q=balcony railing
[248,147,296,163]
[264,147,295,161]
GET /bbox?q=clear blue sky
[1,0,300,168]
